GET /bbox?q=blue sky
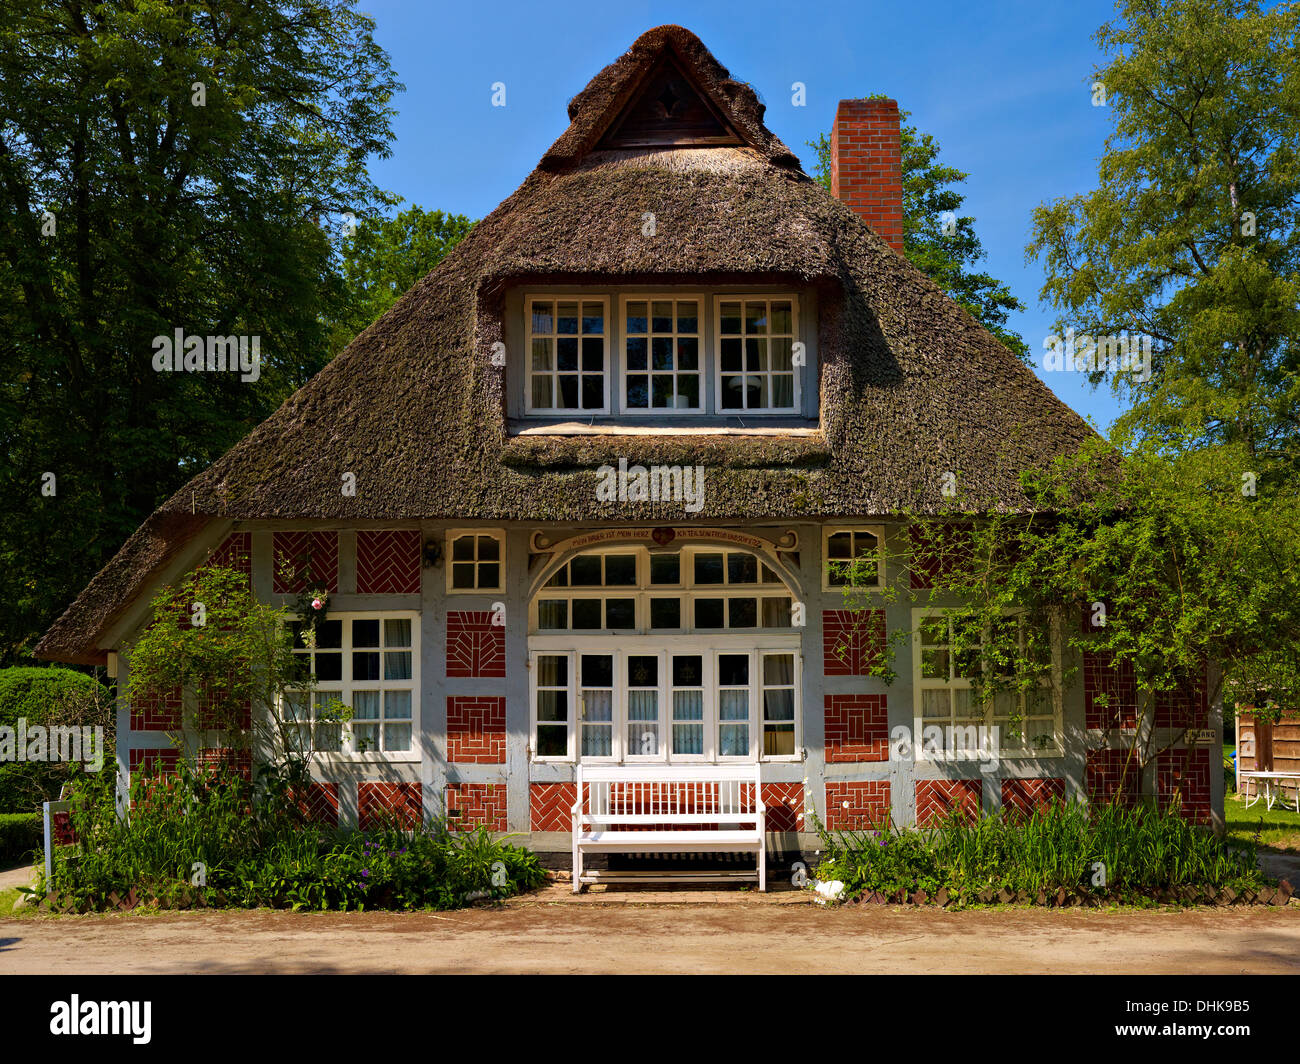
[357,0,1128,431]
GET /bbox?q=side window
[525,297,609,414]
[823,527,884,590]
[447,531,504,592]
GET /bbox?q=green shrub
[0,666,113,812]
[46,762,546,911]
[0,812,42,866]
[813,800,1264,903]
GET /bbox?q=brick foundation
[825,780,890,830]
[915,778,981,826]
[1001,777,1066,818]
[445,783,507,832]
[358,781,422,829]
[530,783,576,832]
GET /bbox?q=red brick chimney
[831,98,904,253]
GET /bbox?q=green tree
[0,0,402,663]
[808,105,1030,360]
[1026,0,1300,467]
[326,205,475,354]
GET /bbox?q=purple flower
[361,869,369,878]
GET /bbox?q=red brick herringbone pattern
[1001,778,1066,818]
[205,532,252,580]
[825,694,889,762]
[272,531,339,593]
[825,781,891,830]
[194,747,252,780]
[530,783,576,832]
[1157,747,1212,824]
[1084,650,1138,730]
[916,779,981,826]
[762,782,804,832]
[1085,748,1142,808]
[129,747,180,776]
[356,530,422,594]
[446,783,507,832]
[130,685,183,731]
[446,611,506,678]
[1153,669,1209,730]
[822,610,885,676]
[358,781,422,829]
[295,783,339,826]
[195,671,251,731]
[447,696,506,763]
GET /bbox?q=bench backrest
[575,764,762,824]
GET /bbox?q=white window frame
[523,294,611,415]
[282,610,421,764]
[445,529,505,594]
[911,608,1062,760]
[713,294,802,414]
[617,293,707,415]
[528,637,801,765]
[530,546,796,635]
[822,525,887,592]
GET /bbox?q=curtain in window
[672,690,704,755]
[627,689,659,755]
[581,690,613,757]
[718,690,749,756]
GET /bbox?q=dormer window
[526,298,609,414]
[516,289,810,421]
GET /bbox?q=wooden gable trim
[596,51,747,150]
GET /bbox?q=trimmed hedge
[0,666,111,812]
[0,812,42,866]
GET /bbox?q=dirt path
[3,900,1298,974]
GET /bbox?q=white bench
[572,764,766,893]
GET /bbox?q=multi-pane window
[521,292,803,417]
[528,546,800,763]
[285,613,419,758]
[717,297,798,412]
[623,297,701,411]
[912,610,1059,757]
[448,531,504,592]
[824,527,884,589]
[534,547,793,634]
[530,646,798,763]
[526,298,608,413]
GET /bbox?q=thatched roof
[37,24,1095,664]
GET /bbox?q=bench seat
[572,764,766,893]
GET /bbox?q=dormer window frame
[523,294,612,416]
[512,285,817,425]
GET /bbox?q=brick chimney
[830,98,904,253]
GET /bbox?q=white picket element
[571,764,766,893]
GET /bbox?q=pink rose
[312,598,323,610]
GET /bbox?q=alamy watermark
[0,718,104,772]
[891,723,1002,773]
[152,328,261,382]
[1041,328,1151,383]
[595,457,706,513]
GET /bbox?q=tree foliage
[0,0,402,662]
[325,205,474,354]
